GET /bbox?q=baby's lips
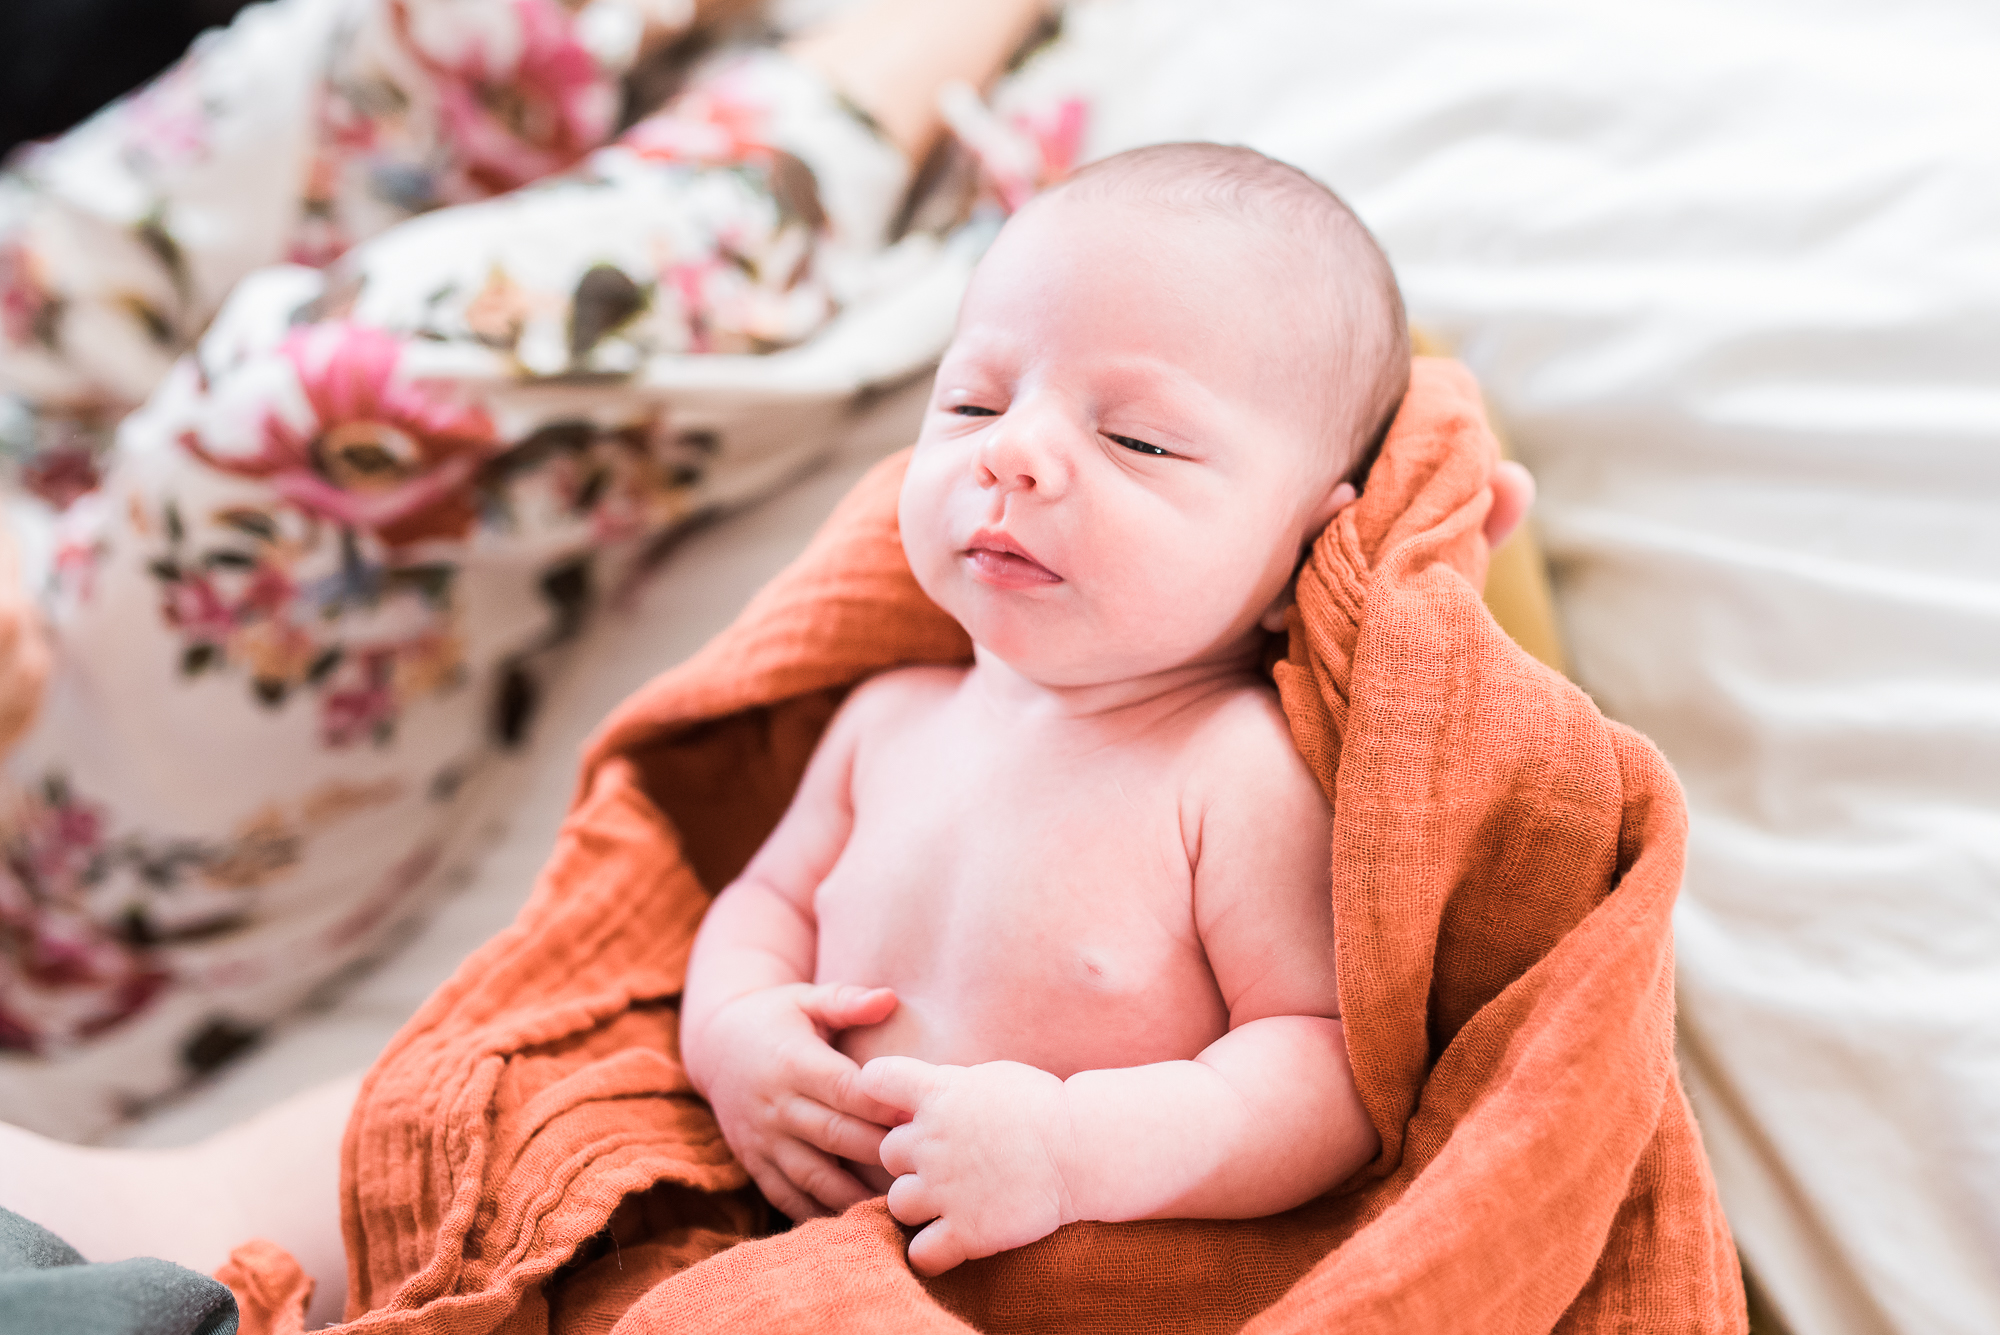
[965,548,1063,587]
[962,528,1061,586]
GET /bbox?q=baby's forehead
[979,195,1316,331]
[973,196,1339,388]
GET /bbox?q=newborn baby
[682,142,1515,1277]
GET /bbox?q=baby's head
[900,142,1409,689]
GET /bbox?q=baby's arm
[680,681,907,1220]
[860,707,1378,1274]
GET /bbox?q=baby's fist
[857,1056,1074,1276]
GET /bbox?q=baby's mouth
[963,530,1061,587]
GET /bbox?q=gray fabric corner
[0,1209,238,1335]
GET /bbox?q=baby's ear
[1485,461,1535,549]
[1261,482,1358,634]
[1309,481,1360,536]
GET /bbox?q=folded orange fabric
[222,357,1744,1334]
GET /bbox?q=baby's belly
[811,757,1231,1098]
[819,926,1231,1079]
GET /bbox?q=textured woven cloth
[219,357,1744,1334]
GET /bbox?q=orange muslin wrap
[222,358,1744,1334]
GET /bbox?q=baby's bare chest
[813,727,1230,1075]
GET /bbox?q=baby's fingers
[854,1055,942,1123]
[780,1094,889,1165]
[905,1216,972,1277]
[878,1119,921,1179]
[771,1137,875,1217]
[796,984,898,1034]
[884,1172,939,1227]
[792,1044,906,1130]
[743,1152,824,1225]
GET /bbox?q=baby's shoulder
[831,663,969,738]
[1180,680,1330,836]
[1184,679,1314,768]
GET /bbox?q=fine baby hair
[1047,141,1411,484]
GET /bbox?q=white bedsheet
[119,4,1999,1331]
[1004,4,1999,1333]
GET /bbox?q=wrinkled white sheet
[999,4,2000,1333]
[122,3,1998,1332]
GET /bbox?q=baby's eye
[952,404,999,418]
[1108,433,1169,457]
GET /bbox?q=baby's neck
[966,646,1261,733]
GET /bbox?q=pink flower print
[1020,98,1088,189]
[233,562,299,622]
[318,81,387,158]
[0,911,170,1051]
[16,907,114,987]
[0,876,170,1053]
[620,77,774,168]
[665,259,718,352]
[0,239,60,351]
[23,446,100,511]
[182,322,498,547]
[405,0,617,196]
[25,795,104,895]
[320,649,399,747]
[941,87,1090,214]
[160,569,237,643]
[0,781,170,1052]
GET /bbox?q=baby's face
[900,193,1352,689]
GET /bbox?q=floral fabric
[0,0,663,475]
[0,0,924,1139]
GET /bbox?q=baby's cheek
[896,470,954,590]
[1121,569,1239,657]
[1157,520,1289,636]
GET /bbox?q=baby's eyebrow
[937,325,1025,367]
[1090,358,1225,414]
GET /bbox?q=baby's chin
[916,560,1267,688]
[969,630,1260,695]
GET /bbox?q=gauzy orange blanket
[222,358,1744,1334]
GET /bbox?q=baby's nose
[974,414,1071,498]
[977,455,1040,491]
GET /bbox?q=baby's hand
[696,983,904,1222]
[858,1056,1074,1276]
